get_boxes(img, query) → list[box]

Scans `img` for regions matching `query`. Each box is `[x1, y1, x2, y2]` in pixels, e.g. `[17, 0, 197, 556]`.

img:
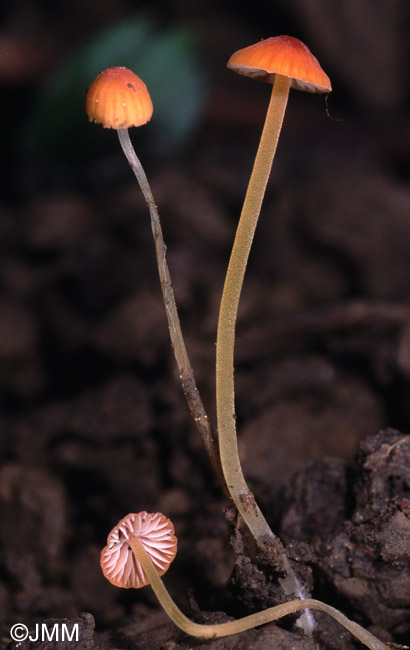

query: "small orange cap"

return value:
[86, 67, 153, 129]
[228, 36, 331, 93]
[100, 512, 177, 589]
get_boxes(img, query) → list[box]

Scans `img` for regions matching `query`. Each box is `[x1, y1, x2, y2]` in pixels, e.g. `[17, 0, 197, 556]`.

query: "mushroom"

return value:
[86, 66, 153, 131]
[86, 68, 222, 488]
[100, 512, 389, 649]
[215, 36, 331, 595]
[101, 511, 177, 589]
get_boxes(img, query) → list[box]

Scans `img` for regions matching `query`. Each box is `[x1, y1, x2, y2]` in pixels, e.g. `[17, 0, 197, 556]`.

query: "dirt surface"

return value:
[1, 1, 410, 649]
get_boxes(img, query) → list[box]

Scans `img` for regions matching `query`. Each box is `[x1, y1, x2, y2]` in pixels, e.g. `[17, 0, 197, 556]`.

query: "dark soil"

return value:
[1, 2, 410, 649]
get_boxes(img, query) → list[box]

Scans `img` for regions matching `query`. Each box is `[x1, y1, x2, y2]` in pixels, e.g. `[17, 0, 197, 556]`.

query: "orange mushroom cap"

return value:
[86, 66, 153, 129]
[100, 512, 177, 589]
[227, 36, 331, 93]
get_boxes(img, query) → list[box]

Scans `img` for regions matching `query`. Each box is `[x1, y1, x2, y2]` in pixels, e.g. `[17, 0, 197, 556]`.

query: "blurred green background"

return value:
[26, 16, 209, 161]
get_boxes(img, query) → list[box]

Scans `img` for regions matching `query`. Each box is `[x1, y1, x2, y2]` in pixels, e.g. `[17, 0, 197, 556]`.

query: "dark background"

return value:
[1, 1, 410, 648]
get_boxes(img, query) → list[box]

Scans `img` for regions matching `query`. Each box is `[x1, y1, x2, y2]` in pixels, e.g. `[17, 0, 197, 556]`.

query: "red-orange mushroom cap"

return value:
[101, 512, 177, 589]
[86, 66, 153, 129]
[227, 36, 331, 93]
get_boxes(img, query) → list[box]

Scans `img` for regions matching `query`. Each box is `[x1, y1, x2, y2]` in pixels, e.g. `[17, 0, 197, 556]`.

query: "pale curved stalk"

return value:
[216, 75, 289, 539]
[117, 128, 227, 494]
[130, 537, 389, 650]
[215, 74, 310, 604]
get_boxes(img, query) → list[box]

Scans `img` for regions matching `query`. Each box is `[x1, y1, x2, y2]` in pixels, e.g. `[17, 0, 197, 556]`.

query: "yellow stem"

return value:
[129, 538, 389, 650]
[216, 73, 305, 594]
[216, 75, 290, 536]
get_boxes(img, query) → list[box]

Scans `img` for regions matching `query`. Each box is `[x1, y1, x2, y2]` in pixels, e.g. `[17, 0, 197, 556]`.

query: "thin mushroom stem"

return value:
[216, 74, 309, 601]
[129, 536, 389, 650]
[117, 128, 227, 495]
[216, 74, 289, 531]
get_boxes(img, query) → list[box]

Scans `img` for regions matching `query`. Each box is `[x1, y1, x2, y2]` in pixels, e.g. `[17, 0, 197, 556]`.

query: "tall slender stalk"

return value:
[216, 73, 309, 592]
[216, 75, 289, 531]
[117, 128, 227, 494]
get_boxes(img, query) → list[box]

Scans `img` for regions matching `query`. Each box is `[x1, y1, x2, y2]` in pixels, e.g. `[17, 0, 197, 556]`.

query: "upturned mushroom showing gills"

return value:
[215, 36, 331, 607]
[100, 511, 177, 589]
[100, 512, 389, 649]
